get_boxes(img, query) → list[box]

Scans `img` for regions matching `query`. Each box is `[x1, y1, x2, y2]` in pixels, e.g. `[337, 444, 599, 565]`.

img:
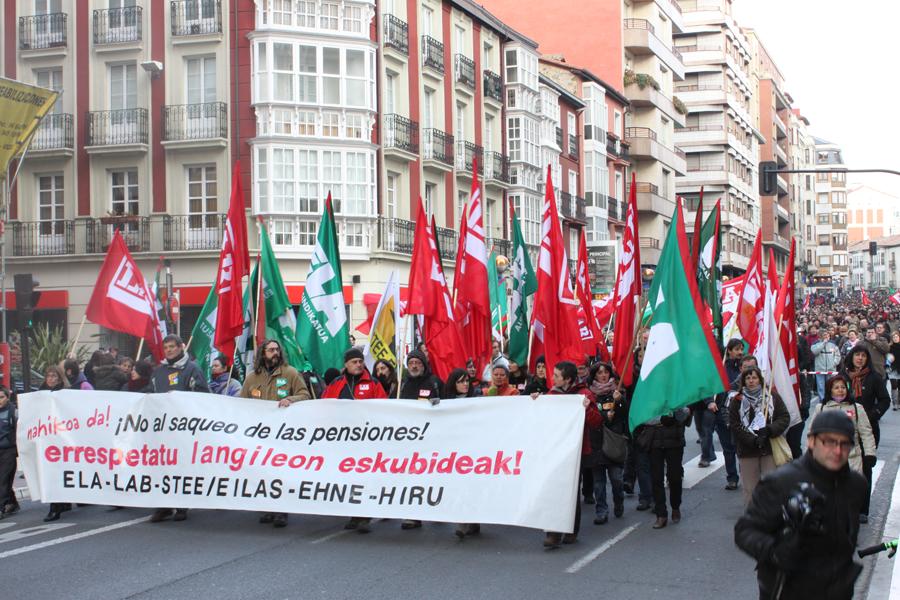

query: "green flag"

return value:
[232, 271, 256, 381]
[697, 201, 723, 343]
[488, 250, 503, 341]
[508, 205, 537, 366]
[189, 286, 218, 377]
[629, 201, 727, 431]
[296, 200, 349, 374]
[256, 227, 309, 372]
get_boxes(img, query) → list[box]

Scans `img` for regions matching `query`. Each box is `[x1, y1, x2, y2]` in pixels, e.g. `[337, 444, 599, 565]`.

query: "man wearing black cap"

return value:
[322, 348, 387, 401]
[398, 350, 442, 405]
[734, 411, 868, 600]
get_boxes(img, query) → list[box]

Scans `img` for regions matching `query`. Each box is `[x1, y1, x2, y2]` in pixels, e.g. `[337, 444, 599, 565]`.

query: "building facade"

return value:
[811, 137, 849, 292]
[789, 108, 816, 293]
[847, 184, 900, 244]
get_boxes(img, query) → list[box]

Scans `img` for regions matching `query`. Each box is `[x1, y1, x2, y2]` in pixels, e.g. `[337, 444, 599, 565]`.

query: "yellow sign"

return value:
[369, 295, 397, 366]
[0, 77, 59, 177]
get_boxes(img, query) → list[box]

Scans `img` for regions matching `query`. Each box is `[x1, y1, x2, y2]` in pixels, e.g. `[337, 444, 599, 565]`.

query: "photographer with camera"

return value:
[734, 411, 868, 600]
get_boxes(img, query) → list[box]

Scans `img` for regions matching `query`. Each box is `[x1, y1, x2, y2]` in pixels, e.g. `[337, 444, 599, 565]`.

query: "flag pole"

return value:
[185, 334, 194, 354]
[763, 313, 786, 421]
[68, 314, 87, 357]
[616, 295, 648, 394]
[135, 338, 144, 361]
[254, 221, 264, 345]
[396, 313, 412, 399]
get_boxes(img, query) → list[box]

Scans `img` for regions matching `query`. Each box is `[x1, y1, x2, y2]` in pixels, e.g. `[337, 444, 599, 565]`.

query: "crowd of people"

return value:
[0, 288, 894, 573]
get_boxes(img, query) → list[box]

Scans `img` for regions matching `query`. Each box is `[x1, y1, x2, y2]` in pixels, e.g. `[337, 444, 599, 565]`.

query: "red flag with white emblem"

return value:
[611, 173, 642, 385]
[575, 229, 610, 361]
[214, 162, 251, 362]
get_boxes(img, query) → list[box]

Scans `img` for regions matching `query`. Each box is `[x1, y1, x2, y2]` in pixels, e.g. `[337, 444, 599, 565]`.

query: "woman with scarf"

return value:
[123, 361, 154, 393]
[373, 359, 398, 398]
[524, 356, 548, 395]
[508, 360, 528, 392]
[465, 359, 485, 396]
[585, 362, 627, 525]
[39, 365, 68, 391]
[63, 359, 93, 390]
[728, 367, 790, 504]
[209, 354, 241, 396]
[442, 368, 477, 399]
[815, 375, 875, 475]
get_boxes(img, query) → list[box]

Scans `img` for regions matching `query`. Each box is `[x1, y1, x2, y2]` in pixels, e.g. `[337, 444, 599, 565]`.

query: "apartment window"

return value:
[323, 47, 340, 104]
[320, 2, 339, 29]
[423, 89, 434, 128]
[385, 72, 396, 115]
[507, 88, 517, 108]
[817, 192, 829, 204]
[508, 117, 521, 161]
[298, 46, 317, 103]
[484, 115, 494, 153]
[273, 43, 294, 101]
[110, 170, 139, 232]
[296, 1, 316, 27]
[456, 102, 465, 141]
[186, 165, 218, 231]
[385, 172, 398, 219]
[297, 110, 315, 136]
[344, 152, 368, 215]
[661, 168, 671, 198]
[109, 63, 137, 111]
[271, 0, 292, 25]
[568, 169, 577, 195]
[512, 194, 540, 246]
[257, 148, 268, 211]
[298, 150, 318, 212]
[484, 199, 494, 236]
[615, 171, 623, 200]
[818, 234, 830, 246]
[323, 151, 343, 211]
[505, 49, 517, 83]
[35, 68, 63, 113]
[346, 113, 364, 139]
[344, 222, 365, 247]
[345, 49, 366, 107]
[272, 219, 293, 246]
[421, 6, 433, 38]
[272, 148, 295, 212]
[567, 112, 576, 139]
[37, 174, 64, 236]
[273, 108, 292, 134]
[322, 111, 339, 137]
[455, 26, 465, 54]
[255, 44, 268, 101]
[186, 57, 216, 105]
[806, 175, 812, 191]
[298, 220, 316, 246]
[343, 4, 363, 33]
[613, 111, 622, 137]
[817, 214, 829, 224]
[483, 41, 493, 71]
[425, 183, 436, 217]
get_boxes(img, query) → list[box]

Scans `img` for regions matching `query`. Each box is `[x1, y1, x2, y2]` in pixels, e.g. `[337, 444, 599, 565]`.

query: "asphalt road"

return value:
[5, 403, 900, 600]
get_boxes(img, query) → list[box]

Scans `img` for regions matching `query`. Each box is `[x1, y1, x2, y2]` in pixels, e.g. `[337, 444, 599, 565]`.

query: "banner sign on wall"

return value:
[18, 391, 585, 533]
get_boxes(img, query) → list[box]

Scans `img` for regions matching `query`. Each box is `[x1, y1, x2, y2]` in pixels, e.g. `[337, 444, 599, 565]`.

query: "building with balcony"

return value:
[848, 236, 900, 291]
[847, 184, 900, 244]
[789, 109, 817, 294]
[675, 0, 760, 276]
[810, 137, 850, 292]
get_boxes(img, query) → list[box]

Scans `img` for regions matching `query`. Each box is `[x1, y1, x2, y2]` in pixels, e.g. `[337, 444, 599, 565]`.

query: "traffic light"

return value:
[14, 273, 40, 328]
[869, 241, 878, 256]
[759, 161, 778, 196]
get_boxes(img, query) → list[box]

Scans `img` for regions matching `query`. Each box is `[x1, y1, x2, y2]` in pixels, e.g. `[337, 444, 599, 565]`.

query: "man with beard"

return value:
[149, 335, 209, 524]
[240, 339, 312, 529]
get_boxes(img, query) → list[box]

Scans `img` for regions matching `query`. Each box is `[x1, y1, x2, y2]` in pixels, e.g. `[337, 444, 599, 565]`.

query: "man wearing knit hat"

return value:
[322, 348, 387, 401]
[735, 411, 868, 600]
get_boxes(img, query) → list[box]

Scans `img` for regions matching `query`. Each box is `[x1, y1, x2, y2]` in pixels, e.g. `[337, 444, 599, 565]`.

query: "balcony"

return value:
[640, 237, 660, 250]
[560, 192, 586, 222]
[170, 0, 222, 38]
[162, 102, 227, 149]
[455, 141, 484, 175]
[434, 226, 458, 260]
[383, 114, 419, 159]
[87, 216, 150, 253]
[378, 217, 456, 261]
[85, 109, 149, 152]
[555, 126, 563, 149]
[383, 14, 408, 56]
[624, 127, 686, 174]
[607, 198, 620, 221]
[30, 113, 74, 156]
[568, 134, 579, 159]
[421, 36, 444, 76]
[19, 13, 67, 51]
[422, 128, 453, 168]
[455, 55, 476, 91]
[624, 81, 686, 126]
[484, 70, 502, 104]
[10, 221, 74, 257]
[484, 151, 510, 185]
[623, 19, 684, 80]
[485, 237, 511, 257]
[93, 6, 142, 46]
[773, 112, 788, 139]
[163, 214, 225, 251]
[630, 181, 674, 217]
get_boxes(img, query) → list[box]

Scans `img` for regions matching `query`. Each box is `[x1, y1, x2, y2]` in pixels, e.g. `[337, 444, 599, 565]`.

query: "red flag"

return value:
[86, 230, 164, 360]
[611, 172, 642, 385]
[890, 292, 900, 306]
[214, 162, 251, 362]
[453, 166, 492, 372]
[531, 166, 582, 375]
[802, 295, 810, 311]
[575, 229, 610, 361]
[407, 199, 468, 382]
[690, 187, 704, 275]
[736, 231, 765, 349]
[776, 239, 801, 408]
[862, 289, 872, 306]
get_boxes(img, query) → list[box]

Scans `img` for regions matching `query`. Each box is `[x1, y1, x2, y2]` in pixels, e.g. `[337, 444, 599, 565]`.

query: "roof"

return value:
[451, 0, 538, 48]
[849, 234, 900, 252]
[538, 74, 585, 109]
[538, 55, 630, 106]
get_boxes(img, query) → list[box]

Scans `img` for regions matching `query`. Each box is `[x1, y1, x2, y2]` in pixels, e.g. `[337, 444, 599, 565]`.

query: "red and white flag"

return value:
[774, 239, 801, 424]
[214, 162, 251, 362]
[575, 229, 610, 361]
[890, 292, 900, 306]
[721, 274, 746, 339]
[736, 231, 765, 351]
[453, 165, 492, 373]
[407, 199, 468, 382]
[85, 230, 164, 360]
[802, 294, 811, 311]
[861, 289, 872, 306]
[530, 167, 582, 375]
[610, 172, 642, 385]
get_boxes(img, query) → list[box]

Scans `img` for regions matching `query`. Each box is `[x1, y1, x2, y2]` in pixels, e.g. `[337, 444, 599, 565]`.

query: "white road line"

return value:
[310, 519, 384, 544]
[0, 516, 148, 560]
[682, 454, 726, 489]
[565, 523, 640, 574]
[0, 522, 18, 532]
[873, 461, 886, 491]
[0, 523, 75, 545]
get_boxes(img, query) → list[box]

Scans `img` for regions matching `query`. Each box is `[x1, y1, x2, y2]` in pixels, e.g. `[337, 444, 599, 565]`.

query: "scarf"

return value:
[740, 385, 773, 431]
[849, 367, 869, 399]
[590, 379, 617, 398]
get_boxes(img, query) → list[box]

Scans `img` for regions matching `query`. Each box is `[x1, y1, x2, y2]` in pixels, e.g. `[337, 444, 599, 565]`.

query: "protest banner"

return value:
[17, 391, 585, 532]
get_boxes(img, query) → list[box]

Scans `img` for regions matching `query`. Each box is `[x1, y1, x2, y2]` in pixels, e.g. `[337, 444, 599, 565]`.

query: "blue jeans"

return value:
[714, 408, 739, 483]
[816, 374, 827, 401]
[699, 410, 717, 462]
[635, 446, 653, 505]
[591, 464, 624, 518]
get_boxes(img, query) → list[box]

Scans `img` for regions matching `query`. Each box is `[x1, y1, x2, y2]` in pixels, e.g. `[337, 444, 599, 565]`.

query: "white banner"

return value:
[17, 391, 585, 532]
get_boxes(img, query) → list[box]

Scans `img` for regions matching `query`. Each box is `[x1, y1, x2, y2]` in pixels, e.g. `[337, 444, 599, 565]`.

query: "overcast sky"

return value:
[731, 0, 900, 193]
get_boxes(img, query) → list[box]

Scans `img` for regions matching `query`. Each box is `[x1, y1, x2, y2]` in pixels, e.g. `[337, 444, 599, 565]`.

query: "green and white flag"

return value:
[488, 249, 504, 342]
[628, 200, 728, 431]
[189, 286, 218, 377]
[508, 204, 537, 367]
[697, 200, 723, 343]
[256, 225, 309, 372]
[296, 198, 349, 374]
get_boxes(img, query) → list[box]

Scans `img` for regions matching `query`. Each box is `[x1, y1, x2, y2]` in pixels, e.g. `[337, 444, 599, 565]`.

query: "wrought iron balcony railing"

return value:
[93, 6, 143, 44]
[86, 109, 149, 146]
[383, 114, 419, 154]
[162, 102, 227, 141]
[19, 13, 67, 49]
[383, 14, 408, 55]
[170, 0, 222, 36]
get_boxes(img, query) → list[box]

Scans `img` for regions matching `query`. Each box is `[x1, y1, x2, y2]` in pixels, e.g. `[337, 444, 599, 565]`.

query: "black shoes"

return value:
[1, 503, 20, 519]
[149, 508, 174, 522]
[272, 513, 288, 528]
[43, 510, 61, 522]
[400, 519, 422, 530]
[636, 501, 652, 511]
[725, 481, 739, 491]
[259, 513, 275, 524]
[172, 509, 188, 522]
[672, 509, 681, 524]
[623, 483, 634, 495]
[593, 515, 608, 525]
[614, 504, 624, 518]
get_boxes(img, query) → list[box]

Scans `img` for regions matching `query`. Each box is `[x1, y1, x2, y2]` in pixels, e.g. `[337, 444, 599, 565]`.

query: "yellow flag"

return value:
[0, 77, 59, 176]
[369, 295, 397, 366]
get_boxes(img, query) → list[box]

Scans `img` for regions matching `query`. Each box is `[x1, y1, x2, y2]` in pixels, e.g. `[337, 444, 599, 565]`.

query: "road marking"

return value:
[0, 523, 18, 532]
[682, 454, 725, 489]
[565, 523, 640, 574]
[0, 523, 75, 545]
[0, 516, 148, 560]
[873, 461, 886, 491]
[310, 519, 384, 544]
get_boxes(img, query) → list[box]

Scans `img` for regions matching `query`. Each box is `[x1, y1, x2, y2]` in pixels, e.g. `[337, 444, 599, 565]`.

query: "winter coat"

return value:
[240, 364, 310, 403]
[209, 373, 242, 397]
[151, 353, 209, 393]
[548, 382, 600, 456]
[842, 347, 891, 432]
[92, 364, 129, 391]
[810, 340, 841, 372]
[0, 403, 16, 449]
[734, 453, 867, 600]
[122, 379, 153, 394]
[797, 337, 814, 371]
[637, 407, 691, 451]
[814, 400, 876, 474]
[485, 383, 519, 396]
[856, 337, 889, 378]
[585, 387, 627, 467]
[322, 369, 387, 400]
[68, 373, 94, 391]
[399, 350, 443, 402]
[728, 390, 791, 459]
[524, 376, 548, 395]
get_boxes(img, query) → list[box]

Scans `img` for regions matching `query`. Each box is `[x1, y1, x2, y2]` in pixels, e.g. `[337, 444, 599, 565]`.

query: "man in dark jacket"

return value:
[398, 350, 442, 404]
[151, 335, 210, 394]
[149, 335, 209, 524]
[735, 411, 867, 600]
